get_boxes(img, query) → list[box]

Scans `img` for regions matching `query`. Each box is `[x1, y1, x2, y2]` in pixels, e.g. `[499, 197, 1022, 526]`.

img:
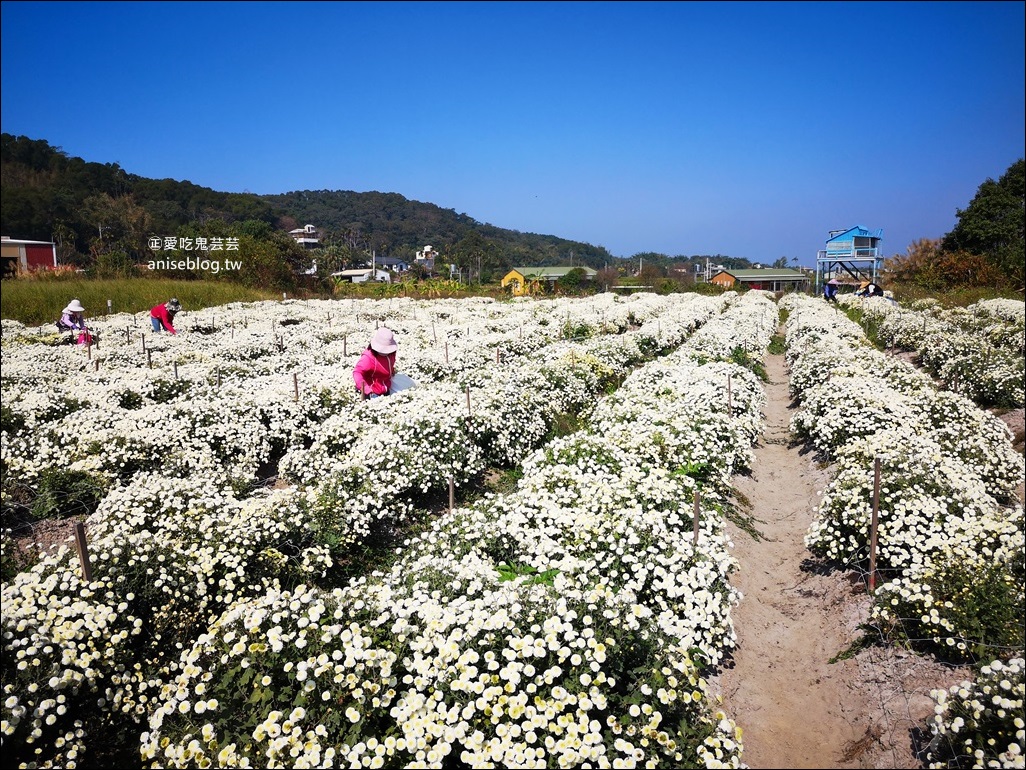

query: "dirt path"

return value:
[712, 347, 968, 769]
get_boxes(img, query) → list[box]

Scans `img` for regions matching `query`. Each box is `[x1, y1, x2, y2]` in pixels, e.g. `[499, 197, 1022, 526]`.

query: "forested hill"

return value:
[261, 189, 616, 269]
[1, 133, 616, 278]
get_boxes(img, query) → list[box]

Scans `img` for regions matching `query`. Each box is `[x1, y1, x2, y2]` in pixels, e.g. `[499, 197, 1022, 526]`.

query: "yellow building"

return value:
[501, 266, 597, 296]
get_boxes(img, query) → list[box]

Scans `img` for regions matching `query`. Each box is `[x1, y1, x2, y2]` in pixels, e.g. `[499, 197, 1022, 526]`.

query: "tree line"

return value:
[1, 134, 630, 289]
[885, 159, 1024, 291]
[1, 134, 762, 292]
[6, 134, 1017, 293]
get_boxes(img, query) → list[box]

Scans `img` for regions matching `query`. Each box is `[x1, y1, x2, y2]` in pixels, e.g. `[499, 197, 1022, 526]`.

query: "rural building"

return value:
[415, 245, 438, 272]
[366, 256, 410, 273]
[501, 266, 598, 296]
[708, 268, 809, 292]
[1, 235, 58, 278]
[816, 225, 883, 291]
[331, 268, 391, 284]
[288, 224, 321, 249]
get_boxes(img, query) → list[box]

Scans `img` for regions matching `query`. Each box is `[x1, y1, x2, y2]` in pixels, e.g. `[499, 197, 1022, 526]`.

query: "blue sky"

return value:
[2, 1, 1023, 265]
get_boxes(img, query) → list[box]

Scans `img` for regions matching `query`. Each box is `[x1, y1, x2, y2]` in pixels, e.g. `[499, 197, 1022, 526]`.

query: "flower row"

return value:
[781, 295, 1023, 767]
[837, 294, 1025, 408]
[1, 292, 741, 768]
[138, 290, 778, 768]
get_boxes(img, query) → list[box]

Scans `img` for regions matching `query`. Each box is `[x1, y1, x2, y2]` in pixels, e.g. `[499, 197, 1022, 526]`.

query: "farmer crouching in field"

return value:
[823, 279, 839, 303]
[353, 327, 397, 399]
[58, 299, 87, 333]
[150, 298, 181, 334]
[57, 298, 94, 345]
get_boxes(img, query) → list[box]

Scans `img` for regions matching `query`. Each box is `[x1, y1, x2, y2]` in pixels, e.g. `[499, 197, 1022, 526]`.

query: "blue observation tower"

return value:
[815, 226, 884, 293]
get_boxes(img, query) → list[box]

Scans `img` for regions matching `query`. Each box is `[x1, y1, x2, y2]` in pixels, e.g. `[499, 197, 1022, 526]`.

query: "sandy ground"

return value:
[711, 349, 974, 769]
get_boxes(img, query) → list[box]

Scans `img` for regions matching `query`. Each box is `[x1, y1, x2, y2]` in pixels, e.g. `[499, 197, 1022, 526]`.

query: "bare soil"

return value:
[711, 350, 975, 768]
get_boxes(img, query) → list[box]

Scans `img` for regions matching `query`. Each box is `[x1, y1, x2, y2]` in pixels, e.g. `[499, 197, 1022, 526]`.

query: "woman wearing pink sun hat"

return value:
[353, 327, 398, 398]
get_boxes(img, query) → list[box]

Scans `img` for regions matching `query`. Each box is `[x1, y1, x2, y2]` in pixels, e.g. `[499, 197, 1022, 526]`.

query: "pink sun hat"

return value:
[370, 327, 398, 354]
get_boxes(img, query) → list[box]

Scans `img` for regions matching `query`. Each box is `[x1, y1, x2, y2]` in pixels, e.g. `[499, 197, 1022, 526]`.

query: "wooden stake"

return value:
[868, 457, 882, 592]
[444, 340, 449, 364]
[448, 476, 455, 512]
[173, 362, 178, 379]
[74, 523, 92, 583]
[147, 349, 152, 368]
[692, 490, 701, 545]
[466, 385, 472, 416]
[727, 373, 733, 413]
[293, 373, 299, 402]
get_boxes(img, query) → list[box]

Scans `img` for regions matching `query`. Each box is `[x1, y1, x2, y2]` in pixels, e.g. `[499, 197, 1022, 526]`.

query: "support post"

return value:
[692, 490, 701, 545]
[74, 523, 92, 583]
[868, 457, 882, 592]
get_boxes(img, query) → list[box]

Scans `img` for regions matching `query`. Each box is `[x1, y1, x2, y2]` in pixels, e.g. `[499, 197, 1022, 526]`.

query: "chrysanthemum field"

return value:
[2, 290, 1022, 769]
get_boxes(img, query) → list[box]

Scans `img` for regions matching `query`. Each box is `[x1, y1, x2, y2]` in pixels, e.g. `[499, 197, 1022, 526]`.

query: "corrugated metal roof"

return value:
[719, 269, 808, 279]
[509, 266, 598, 278]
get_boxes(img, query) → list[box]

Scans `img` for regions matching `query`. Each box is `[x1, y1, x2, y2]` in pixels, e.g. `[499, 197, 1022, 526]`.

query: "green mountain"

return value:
[1, 133, 619, 283]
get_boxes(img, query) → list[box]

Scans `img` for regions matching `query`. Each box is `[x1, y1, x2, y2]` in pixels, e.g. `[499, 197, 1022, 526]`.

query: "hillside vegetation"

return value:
[2, 134, 1021, 297]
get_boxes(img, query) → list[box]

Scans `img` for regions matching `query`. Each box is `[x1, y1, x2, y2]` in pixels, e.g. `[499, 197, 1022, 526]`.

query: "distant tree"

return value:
[771, 257, 789, 268]
[941, 158, 1024, 288]
[596, 266, 619, 290]
[885, 237, 1001, 290]
[639, 263, 665, 286]
[82, 192, 152, 261]
[557, 267, 587, 293]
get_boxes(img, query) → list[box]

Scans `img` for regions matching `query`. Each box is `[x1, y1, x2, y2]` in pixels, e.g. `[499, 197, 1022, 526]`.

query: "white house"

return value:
[288, 224, 320, 249]
[331, 268, 391, 284]
[415, 245, 438, 272]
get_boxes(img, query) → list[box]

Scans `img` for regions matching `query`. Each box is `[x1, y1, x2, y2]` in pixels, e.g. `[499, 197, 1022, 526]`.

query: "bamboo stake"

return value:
[293, 373, 299, 402]
[449, 476, 455, 512]
[692, 490, 701, 545]
[74, 523, 92, 583]
[868, 458, 882, 592]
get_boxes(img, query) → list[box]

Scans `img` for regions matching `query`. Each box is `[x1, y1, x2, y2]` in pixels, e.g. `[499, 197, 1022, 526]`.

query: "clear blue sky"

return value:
[2, 1, 1023, 265]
